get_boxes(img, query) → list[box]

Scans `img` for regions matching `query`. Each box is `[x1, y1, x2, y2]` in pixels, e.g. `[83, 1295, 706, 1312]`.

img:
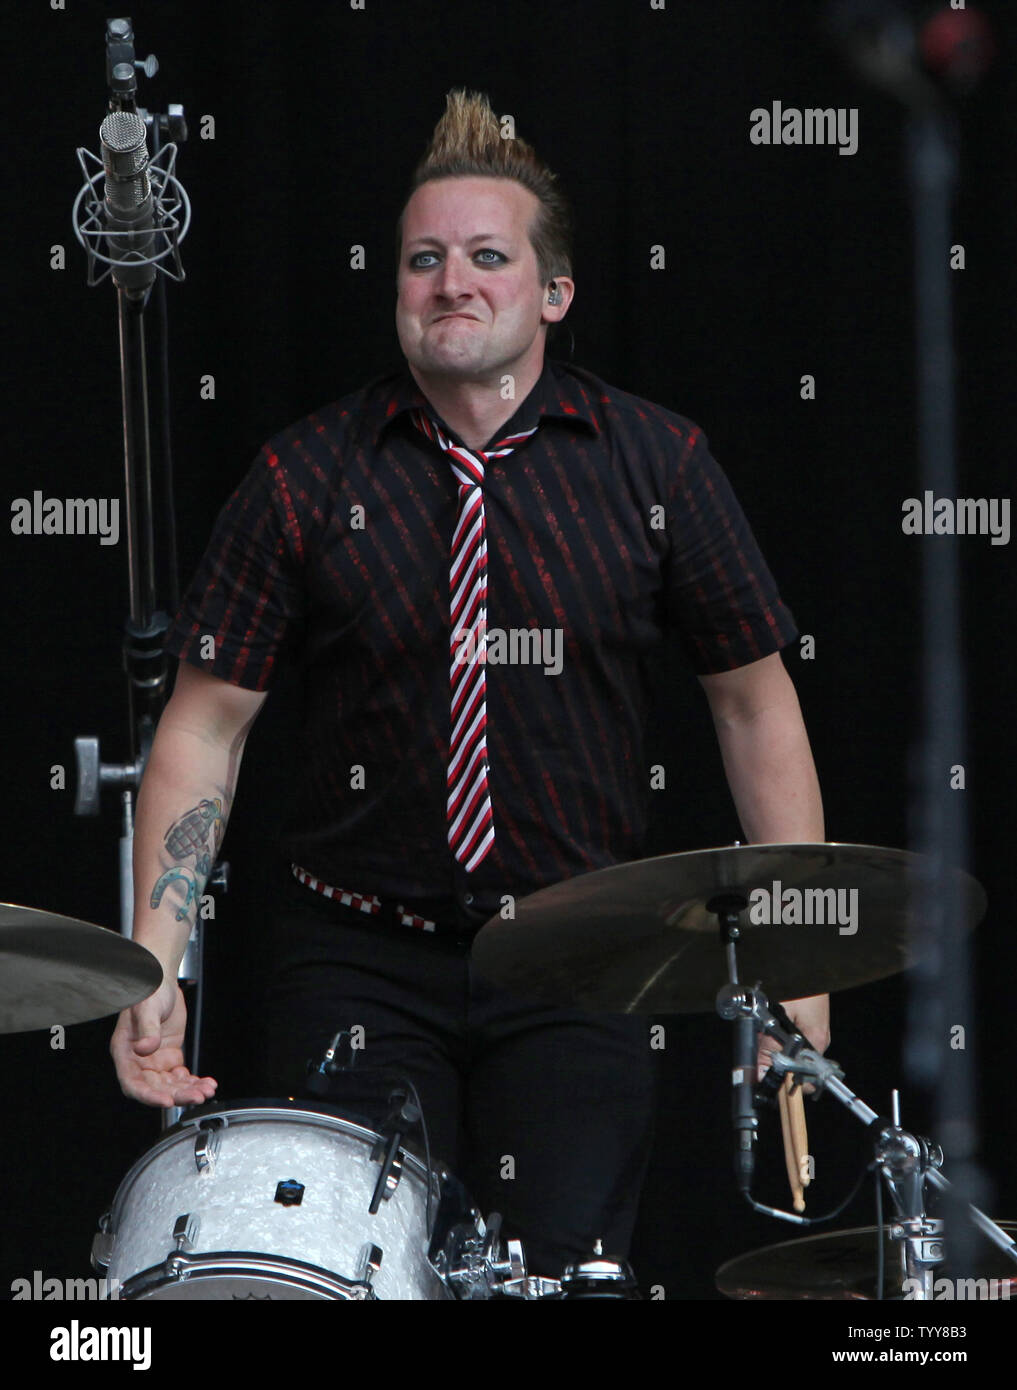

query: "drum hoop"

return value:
[119, 1248, 376, 1301]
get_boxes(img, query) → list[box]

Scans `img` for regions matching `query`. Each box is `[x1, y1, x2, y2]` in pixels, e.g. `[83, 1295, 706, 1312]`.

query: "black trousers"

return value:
[261, 868, 658, 1281]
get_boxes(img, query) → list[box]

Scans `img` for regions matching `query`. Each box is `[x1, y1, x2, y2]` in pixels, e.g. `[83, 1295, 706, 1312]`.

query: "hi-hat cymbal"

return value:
[0, 903, 163, 1033]
[471, 844, 986, 1013]
[716, 1224, 1017, 1300]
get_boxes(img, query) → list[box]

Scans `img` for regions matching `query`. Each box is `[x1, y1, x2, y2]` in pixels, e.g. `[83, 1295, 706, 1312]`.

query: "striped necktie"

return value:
[411, 407, 538, 872]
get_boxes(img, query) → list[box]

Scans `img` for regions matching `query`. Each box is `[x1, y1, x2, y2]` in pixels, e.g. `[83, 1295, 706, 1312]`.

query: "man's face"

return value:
[396, 177, 549, 386]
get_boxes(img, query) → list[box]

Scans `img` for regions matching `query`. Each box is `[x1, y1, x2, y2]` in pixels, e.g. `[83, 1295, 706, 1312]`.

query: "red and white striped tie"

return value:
[412, 408, 538, 872]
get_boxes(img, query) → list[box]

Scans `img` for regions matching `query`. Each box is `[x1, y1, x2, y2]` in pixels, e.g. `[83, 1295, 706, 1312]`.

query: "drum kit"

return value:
[3, 842, 1015, 1301]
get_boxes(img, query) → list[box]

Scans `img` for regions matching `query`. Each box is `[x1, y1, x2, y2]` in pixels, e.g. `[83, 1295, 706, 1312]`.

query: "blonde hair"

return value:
[395, 88, 573, 285]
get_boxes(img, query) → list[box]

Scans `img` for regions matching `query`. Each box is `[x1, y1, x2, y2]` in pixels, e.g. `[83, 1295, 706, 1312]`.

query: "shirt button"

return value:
[464, 892, 474, 906]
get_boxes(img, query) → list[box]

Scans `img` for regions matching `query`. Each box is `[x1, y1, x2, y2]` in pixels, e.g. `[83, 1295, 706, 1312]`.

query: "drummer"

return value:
[110, 88, 828, 1281]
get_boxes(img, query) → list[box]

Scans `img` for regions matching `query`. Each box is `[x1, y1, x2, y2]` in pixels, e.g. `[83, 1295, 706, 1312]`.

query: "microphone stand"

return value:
[71, 17, 207, 1129]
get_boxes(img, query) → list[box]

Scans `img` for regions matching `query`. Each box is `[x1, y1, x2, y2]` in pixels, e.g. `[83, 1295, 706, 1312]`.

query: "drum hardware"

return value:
[360, 1243, 383, 1292]
[471, 842, 1004, 1298]
[193, 1128, 220, 1173]
[553, 1256, 641, 1300]
[432, 1209, 527, 1299]
[91, 1214, 114, 1275]
[172, 1213, 199, 1251]
[130, 1250, 376, 1301]
[712, 928, 1017, 1299]
[716, 1223, 1017, 1301]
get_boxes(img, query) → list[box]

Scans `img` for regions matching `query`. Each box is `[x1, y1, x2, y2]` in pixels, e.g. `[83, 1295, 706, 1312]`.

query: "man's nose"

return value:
[435, 252, 472, 299]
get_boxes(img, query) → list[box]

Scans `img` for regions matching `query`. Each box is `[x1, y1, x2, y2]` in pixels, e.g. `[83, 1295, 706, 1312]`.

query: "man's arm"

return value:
[109, 661, 269, 1107]
[698, 650, 830, 1059]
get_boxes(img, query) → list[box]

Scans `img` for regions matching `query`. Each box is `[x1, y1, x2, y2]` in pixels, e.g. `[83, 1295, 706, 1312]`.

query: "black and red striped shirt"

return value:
[166, 357, 797, 927]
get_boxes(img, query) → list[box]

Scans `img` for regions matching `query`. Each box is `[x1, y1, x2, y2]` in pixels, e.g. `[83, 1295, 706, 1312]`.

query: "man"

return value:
[111, 89, 828, 1282]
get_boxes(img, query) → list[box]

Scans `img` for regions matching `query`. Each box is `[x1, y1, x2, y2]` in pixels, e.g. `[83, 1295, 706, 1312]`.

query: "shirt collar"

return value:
[371, 356, 600, 451]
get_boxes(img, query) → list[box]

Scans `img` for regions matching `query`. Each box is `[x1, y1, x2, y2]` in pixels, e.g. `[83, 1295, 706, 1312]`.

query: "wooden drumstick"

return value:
[777, 1077, 803, 1211]
[778, 1074, 810, 1212]
[789, 1081, 811, 1194]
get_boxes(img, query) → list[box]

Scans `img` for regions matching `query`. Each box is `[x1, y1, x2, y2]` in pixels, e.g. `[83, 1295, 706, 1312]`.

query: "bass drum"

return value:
[96, 1101, 452, 1300]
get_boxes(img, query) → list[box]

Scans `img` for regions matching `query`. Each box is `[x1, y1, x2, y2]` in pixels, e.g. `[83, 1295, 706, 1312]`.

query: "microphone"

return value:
[305, 1028, 359, 1095]
[73, 18, 189, 289]
[732, 1014, 759, 1192]
[369, 1086, 421, 1215]
[717, 982, 761, 1193]
[99, 108, 156, 295]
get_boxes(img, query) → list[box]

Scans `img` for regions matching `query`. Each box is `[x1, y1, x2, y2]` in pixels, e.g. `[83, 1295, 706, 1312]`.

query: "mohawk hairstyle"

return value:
[395, 88, 574, 286]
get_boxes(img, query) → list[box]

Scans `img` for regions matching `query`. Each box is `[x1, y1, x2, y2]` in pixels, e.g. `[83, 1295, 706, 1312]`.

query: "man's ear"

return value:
[541, 277, 575, 323]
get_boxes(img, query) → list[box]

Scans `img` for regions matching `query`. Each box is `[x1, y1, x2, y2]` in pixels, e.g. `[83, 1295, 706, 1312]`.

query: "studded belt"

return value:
[291, 863, 437, 932]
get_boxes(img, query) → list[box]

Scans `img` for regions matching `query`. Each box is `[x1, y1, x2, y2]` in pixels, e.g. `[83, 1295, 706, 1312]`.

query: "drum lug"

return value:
[346, 1244, 383, 1300]
[173, 1212, 200, 1252]
[360, 1243, 383, 1284]
[91, 1212, 113, 1273]
[194, 1127, 221, 1173]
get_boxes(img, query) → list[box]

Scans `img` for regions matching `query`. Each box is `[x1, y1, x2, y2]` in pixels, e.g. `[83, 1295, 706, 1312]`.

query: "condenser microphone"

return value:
[99, 108, 156, 294]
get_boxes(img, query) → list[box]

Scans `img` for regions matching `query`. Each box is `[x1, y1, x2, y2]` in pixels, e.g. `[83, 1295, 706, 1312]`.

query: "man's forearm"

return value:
[712, 693, 824, 845]
[132, 721, 244, 978]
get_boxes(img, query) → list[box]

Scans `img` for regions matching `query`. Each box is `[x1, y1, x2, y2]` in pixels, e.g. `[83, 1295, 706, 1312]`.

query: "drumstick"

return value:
[789, 1081, 811, 1194]
[777, 1077, 804, 1211]
[778, 1075, 809, 1212]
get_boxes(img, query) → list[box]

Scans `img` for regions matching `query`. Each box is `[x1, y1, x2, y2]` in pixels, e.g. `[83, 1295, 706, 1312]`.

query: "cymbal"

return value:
[471, 844, 986, 1013]
[716, 1223, 1017, 1300]
[0, 903, 163, 1034]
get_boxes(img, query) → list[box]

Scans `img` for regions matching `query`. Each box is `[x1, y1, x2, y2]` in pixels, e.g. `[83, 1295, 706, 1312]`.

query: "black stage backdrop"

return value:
[2, 0, 1015, 1329]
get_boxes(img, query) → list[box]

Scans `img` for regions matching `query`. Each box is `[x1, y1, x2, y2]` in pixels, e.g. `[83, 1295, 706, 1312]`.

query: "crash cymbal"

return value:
[0, 903, 162, 1033]
[471, 844, 986, 1013]
[716, 1223, 1017, 1300]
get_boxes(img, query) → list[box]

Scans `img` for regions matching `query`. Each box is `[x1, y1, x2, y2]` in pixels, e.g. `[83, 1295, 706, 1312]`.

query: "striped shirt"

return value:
[165, 357, 797, 928]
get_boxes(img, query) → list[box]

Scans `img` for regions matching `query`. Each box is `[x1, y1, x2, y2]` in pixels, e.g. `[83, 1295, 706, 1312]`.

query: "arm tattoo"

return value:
[150, 797, 227, 920]
[149, 711, 258, 922]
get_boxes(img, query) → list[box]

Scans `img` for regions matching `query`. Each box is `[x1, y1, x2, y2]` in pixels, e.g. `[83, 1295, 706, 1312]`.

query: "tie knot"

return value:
[410, 408, 538, 480]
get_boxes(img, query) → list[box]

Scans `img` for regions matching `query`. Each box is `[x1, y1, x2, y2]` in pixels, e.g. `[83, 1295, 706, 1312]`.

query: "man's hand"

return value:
[758, 992, 831, 1090]
[110, 978, 218, 1109]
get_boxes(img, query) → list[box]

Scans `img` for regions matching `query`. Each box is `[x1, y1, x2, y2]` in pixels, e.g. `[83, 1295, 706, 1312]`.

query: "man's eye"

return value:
[475, 249, 505, 264]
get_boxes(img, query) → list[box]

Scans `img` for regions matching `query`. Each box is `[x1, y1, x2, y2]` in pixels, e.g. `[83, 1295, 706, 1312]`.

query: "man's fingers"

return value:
[123, 1068, 217, 1109]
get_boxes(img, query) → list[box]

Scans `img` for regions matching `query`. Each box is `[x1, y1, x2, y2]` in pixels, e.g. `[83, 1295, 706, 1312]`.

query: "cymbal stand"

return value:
[714, 916, 1017, 1299]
